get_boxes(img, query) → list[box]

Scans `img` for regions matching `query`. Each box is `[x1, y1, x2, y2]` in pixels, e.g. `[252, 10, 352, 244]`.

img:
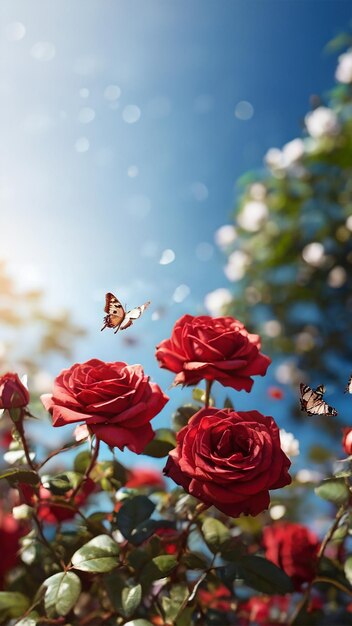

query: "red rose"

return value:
[37, 480, 96, 524]
[238, 595, 290, 625]
[343, 428, 352, 456]
[156, 315, 271, 391]
[126, 467, 165, 490]
[0, 373, 30, 410]
[164, 407, 291, 517]
[0, 510, 24, 589]
[263, 522, 319, 590]
[41, 359, 168, 453]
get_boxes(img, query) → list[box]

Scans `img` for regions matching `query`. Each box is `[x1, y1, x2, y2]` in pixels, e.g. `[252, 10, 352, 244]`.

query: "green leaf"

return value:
[71, 535, 119, 573]
[48, 471, 82, 495]
[140, 555, 178, 587]
[223, 396, 234, 409]
[172, 405, 199, 431]
[74, 450, 91, 473]
[344, 555, 352, 585]
[0, 592, 30, 619]
[16, 619, 38, 626]
[0, 467, 39, 486]
[116, 495, 155, 540]
[192, 388, 214, 405]
[202, 518, 230, 552]
[152, 555, 178, 574]
[142, 428, 176, 458]
[121, 584, 142, 617]
[126, 519, 176, 546]
[162, 584, 189, 622]
[44, 571, 81, 617]
[182, 552, 209, 569]
[234, 555, 294, 594]
[315, 478, 350, 506]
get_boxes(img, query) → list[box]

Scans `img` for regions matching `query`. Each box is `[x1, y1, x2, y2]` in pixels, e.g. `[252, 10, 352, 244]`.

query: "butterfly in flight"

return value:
[101, 292, 150, 333]
[299, 383, 338, 417]
[345, 373, 352, 394]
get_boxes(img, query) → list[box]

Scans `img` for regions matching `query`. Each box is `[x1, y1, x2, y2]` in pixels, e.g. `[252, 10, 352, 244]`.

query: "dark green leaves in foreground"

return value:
[43, 571, 81, 617]
[221, 555, 294, 595]
[143, 428, 176, 458]
[116, 495, 155, 543]
[71, 534, 119, 573]
[0, 592, 30, 620]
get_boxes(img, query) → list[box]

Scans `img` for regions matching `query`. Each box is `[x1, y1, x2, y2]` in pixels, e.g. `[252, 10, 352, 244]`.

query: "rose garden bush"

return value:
[0, 313, 351, 626]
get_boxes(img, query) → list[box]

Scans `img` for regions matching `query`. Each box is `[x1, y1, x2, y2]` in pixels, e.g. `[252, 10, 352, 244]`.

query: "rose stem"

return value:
[15, 411, 37, 471]
[204, 379, 213, 408]
[288, 503, 347, 625]
[70, 435, 100, 501]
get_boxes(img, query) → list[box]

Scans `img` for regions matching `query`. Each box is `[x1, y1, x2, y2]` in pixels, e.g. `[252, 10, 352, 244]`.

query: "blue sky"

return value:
[1, 0, 351, 464]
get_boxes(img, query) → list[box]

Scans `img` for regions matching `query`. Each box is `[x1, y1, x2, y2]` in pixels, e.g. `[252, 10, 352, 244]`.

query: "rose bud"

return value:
[156, 314, 271, 391]
[0, 373, 30, 410]
[343, 428, 352, 456]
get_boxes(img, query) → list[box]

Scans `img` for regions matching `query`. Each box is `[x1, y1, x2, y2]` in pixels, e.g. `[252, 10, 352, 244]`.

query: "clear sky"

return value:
[1, 0, 351, 463]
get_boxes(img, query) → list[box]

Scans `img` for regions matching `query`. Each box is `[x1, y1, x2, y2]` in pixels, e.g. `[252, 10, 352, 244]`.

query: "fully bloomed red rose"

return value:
[41, 359, 168, 453]
[263, 522, 319, 590]
[0, 510, 24, 588]
[155, 315, 271, 391]
[164, 407, 291, 517]
[0, 373, 29, 410]
[343, 428, 352, 456]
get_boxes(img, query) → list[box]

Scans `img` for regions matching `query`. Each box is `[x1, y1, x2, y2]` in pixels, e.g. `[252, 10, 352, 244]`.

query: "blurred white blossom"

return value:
[336, 49, 352, 84]
[302, 242, 325, 267]
[204, 288, 232, 316]
[237, 200, 269, 232]
[327, 266, 347, 288]
[269, 504, 286, 520]
[214, 224, 237, 249]
[224, 250, 250, 281]
[280, 429, 300, 458]
[305, 106, 340, 139]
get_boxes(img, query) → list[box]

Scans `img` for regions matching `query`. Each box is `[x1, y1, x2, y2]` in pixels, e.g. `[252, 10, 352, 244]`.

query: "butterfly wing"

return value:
[345, 373, 352, 394]
[101, 293, 125, 331]
[119, 301, 151, 331]
[299, 383, 337, 416]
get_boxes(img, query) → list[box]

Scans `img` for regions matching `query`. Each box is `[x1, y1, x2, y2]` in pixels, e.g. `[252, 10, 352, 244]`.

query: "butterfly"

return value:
[345, 373, 352, 394]
[299, 383, 338, 417]
[101, 292, 150, 333]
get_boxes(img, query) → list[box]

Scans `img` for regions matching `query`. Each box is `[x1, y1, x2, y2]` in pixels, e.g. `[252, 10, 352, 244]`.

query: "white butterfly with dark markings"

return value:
[345, 373, 352, 394]
[299, 383, 338, 417]
[101, 292, 150, 333]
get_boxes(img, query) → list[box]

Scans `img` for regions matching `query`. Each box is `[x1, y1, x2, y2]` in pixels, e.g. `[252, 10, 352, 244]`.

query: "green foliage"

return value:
[43, 571, 81, 617]
[225, 555, 294, 594]
[202, 517, 230, 552]
[115, 495, 156, 542]
[71, 535, 119, 573]
[315, 478, 350, 505]
[142, 428, 176, 457]
[0, 592, 30, 620]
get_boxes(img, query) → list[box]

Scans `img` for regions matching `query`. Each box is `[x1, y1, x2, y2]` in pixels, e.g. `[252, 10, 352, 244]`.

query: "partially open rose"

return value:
[41, 359, 168, 453]
[164, 407, 291, 517]
[156, 315, 270, 391]
[0, 373, 29, 410]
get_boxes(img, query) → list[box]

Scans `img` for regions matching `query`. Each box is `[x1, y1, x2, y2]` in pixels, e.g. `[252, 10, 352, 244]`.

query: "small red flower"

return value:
[0, 509, 25, 589]
[263, 522, 319, 590]
[125, 467, 165, 490]
[268, 386, 284, 400]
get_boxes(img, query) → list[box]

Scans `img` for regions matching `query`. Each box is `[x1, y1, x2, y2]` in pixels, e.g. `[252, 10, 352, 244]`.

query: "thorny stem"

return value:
[38, 439, 84, 470]
[288, 504, 347, 625]
[70, 436, 100, 501]
[204, 379, 213, 409]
